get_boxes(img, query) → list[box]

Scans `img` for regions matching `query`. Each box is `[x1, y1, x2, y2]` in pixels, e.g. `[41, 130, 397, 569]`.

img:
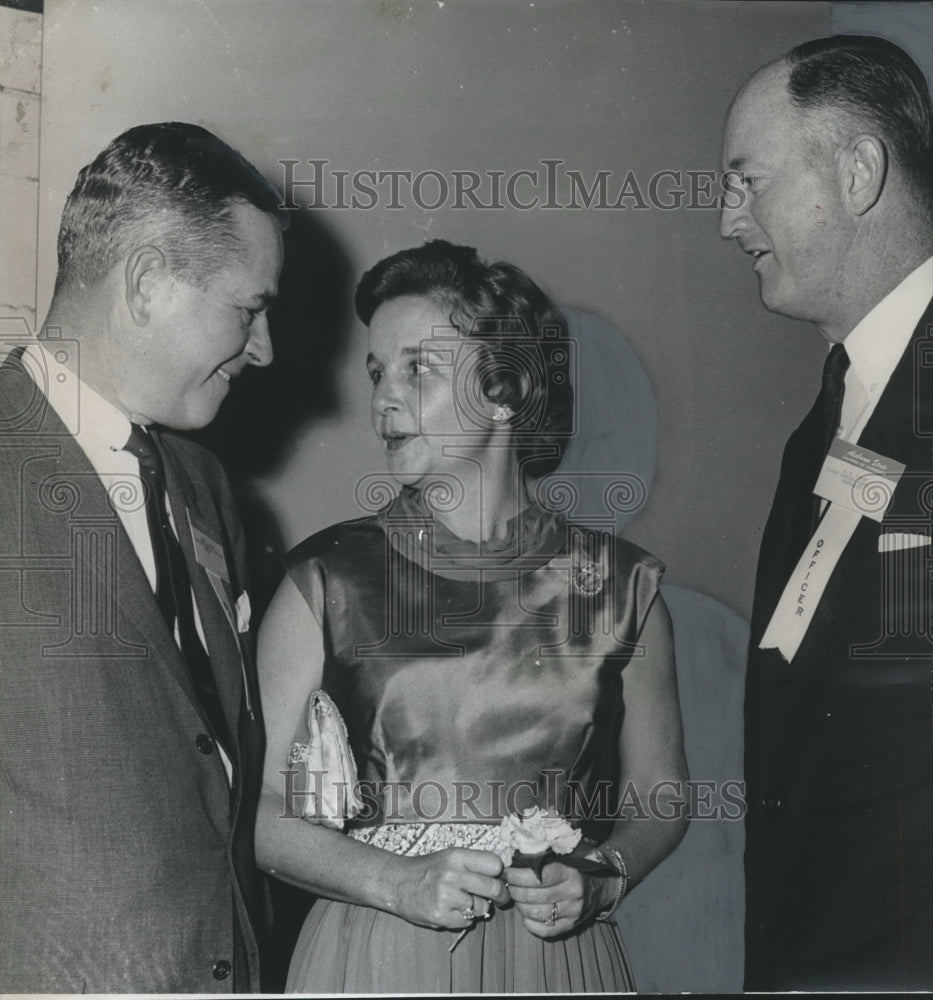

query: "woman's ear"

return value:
[483, 369, 532, 426]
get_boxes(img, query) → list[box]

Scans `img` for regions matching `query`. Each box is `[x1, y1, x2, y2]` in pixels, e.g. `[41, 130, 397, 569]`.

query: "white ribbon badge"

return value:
[759, 439, 904, 663]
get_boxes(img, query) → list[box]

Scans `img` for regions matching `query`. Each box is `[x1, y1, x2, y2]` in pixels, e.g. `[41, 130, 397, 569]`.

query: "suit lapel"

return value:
[1, 351, 206, 710]
[856, 295, 933, 473]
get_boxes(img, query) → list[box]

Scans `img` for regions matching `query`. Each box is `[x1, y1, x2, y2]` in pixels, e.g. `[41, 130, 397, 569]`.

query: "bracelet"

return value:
[594, 844, 629, 921]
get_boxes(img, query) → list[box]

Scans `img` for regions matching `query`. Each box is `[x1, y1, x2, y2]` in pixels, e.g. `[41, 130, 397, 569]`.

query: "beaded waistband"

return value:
[348, 822, 502, 857]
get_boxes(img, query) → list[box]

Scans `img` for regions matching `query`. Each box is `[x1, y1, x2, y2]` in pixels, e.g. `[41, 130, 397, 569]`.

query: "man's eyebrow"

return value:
[726, 158, 750, 172]
[365, 348, 444, 365]
[411, 345, 452, 361]
[244, 291, 277, 307]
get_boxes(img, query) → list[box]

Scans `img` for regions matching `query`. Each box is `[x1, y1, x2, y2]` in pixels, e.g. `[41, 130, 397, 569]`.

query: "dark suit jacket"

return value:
[0, 349, 266, 992]
[746, 298, 933, 991]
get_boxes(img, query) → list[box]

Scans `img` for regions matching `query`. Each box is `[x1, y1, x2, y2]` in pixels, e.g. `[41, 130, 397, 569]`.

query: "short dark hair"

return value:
[55, 122, 288, 292]
[784, 35, 933, 212]
[356, 239, 573, 478]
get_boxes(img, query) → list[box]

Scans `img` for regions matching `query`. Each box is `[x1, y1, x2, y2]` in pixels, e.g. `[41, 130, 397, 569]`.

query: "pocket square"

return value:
[878, 532, 931, 554]
[235, 590, 251, 633]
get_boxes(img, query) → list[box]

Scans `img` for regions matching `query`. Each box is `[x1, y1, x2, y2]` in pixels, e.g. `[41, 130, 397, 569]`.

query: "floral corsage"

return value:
[450, 806, 626, 951]
[495, 806, 616, 879]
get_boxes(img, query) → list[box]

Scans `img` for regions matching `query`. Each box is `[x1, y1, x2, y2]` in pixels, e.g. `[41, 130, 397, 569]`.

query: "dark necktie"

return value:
[750, 343, 850, 640]
[123, 424, 232, 752]
[808, 343, 850, 532]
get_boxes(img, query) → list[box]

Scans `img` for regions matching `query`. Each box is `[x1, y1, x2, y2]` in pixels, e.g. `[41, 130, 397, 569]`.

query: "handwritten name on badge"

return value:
[814, 439, 905, 523]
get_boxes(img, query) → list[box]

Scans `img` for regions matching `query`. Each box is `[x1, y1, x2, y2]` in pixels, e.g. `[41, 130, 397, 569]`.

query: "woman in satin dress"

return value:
[255, 239, 688, 993]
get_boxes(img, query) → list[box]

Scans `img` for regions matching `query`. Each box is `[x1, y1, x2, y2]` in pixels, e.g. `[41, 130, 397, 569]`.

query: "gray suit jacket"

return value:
[0, 349, 266, 992]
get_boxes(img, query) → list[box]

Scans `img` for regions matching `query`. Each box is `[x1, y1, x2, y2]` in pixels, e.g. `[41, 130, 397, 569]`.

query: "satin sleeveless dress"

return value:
[283, 488, 664, 993]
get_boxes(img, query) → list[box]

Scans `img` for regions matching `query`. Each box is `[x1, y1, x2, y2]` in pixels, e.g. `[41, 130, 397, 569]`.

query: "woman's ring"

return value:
[460, 904, 476, 922]
[545, 902, 558, 927]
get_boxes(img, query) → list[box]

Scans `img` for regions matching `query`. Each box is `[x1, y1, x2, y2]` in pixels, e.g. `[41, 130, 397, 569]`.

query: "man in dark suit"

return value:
[720, 36, 933, 991]
[0, 123, 285, 991]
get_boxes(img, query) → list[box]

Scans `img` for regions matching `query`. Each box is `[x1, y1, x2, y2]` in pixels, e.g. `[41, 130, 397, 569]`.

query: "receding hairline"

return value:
[734, 51, 908, 150]
[727, 59, 792, 122]
[724, 58, 859, 170]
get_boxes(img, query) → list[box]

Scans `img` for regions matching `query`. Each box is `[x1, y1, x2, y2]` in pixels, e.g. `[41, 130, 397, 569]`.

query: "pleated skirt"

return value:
[285, 897, 634, 994]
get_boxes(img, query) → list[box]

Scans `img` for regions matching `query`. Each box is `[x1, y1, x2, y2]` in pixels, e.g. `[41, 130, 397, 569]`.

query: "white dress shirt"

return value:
[838, 255, 933, 443]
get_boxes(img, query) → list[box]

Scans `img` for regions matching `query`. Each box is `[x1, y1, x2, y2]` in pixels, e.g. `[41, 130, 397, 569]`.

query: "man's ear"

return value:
[843, 134, 887, 216]
[124, 245, 168, 326]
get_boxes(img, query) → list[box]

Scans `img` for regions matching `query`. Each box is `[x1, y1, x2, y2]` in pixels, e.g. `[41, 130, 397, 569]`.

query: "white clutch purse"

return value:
[287, 689, 363, 830]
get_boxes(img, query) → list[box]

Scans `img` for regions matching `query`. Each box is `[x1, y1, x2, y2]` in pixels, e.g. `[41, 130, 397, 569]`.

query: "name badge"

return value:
[186, 511, 230, 583]
[813, 439, 905, 523]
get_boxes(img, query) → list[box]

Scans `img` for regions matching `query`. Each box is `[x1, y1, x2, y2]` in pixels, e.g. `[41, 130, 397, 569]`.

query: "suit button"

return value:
[196, 734, 214, 755]
[212, 960, 231, 980]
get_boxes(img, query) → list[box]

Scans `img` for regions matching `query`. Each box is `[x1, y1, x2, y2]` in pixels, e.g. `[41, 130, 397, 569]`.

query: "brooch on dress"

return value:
[572, 561, 603, 596]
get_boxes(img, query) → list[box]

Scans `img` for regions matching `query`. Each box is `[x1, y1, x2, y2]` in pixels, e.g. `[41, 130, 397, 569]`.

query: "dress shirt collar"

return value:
[24, 340, 134, 458]
[843, 255, 933, 399]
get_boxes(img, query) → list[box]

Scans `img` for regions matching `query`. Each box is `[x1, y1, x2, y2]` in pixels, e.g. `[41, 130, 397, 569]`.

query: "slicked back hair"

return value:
[55, 122, 288, 293]
[784, 35, 933, 216]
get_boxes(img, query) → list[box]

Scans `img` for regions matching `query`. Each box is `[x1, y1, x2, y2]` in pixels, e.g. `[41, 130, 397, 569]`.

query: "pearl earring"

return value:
[492, 405, 513, 423]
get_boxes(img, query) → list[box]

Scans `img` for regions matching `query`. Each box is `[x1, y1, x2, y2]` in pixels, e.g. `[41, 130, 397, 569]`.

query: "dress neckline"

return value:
[380, 486, 567, 578]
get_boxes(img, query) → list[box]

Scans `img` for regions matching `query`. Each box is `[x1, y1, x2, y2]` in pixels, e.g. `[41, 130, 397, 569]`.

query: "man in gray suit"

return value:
[0, 123, 285, 991]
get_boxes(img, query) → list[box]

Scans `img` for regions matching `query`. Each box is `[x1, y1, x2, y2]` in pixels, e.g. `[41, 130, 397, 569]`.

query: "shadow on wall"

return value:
[535, 307, 658, 536]
[547, 310, 747, 992]
[195, 209, 354, 991]
[195, 209, 354, 618]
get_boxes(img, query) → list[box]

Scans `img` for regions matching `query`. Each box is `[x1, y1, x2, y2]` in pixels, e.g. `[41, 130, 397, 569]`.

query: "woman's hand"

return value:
[505, 861, 613, 938]
[395, 848, 511, 931]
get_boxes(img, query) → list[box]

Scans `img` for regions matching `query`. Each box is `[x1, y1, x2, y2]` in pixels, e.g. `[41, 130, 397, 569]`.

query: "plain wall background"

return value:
[0, 4, 41, 331]
[36, 0, 831, 620]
